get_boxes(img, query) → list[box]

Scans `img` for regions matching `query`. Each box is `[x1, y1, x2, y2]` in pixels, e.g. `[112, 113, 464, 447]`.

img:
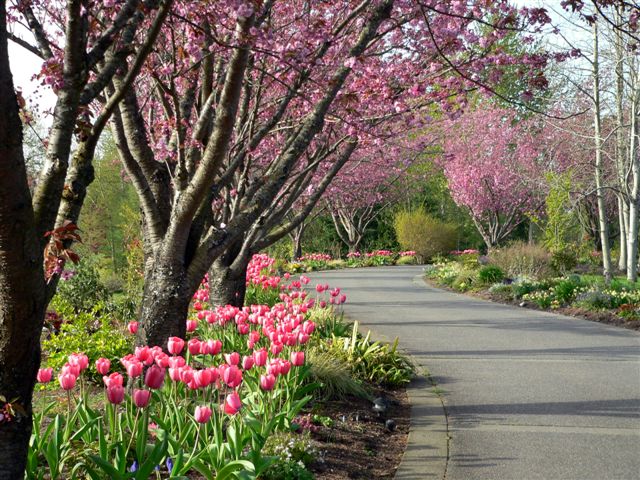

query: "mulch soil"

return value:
[309, 385, 410, 479]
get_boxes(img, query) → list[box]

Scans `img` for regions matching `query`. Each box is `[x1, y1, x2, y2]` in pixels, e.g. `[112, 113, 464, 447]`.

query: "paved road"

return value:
[309, 266, 640, 480]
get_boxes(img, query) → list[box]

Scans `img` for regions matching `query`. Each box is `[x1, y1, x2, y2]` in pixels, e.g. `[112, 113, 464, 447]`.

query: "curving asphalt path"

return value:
[309, 266, 640, 480]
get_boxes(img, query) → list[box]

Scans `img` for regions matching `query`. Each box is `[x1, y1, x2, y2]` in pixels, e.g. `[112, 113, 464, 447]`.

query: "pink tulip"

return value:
[194, 369, 212, 388]
[167, 356, 186, 368]
[242, 355, 254, 371]
[58, 373, 76, 390]
[169, 367, 181, 382]
[279, 360, 291, 375]
[224, 392, 242, 415]
[319, 300, 327, 308]
[154, 352, 170, 368]
[186, 319, 198, 332]
[315, 284, 324, 293]
[144, 365, 165, 389]
[103, 372, 124, 388]
[253, 348, 267, 367]
[133, 389, 151, 408]
[68, 353, 89, 371]
[106, 384, 125, 404]
[260, 374, 276, 391]
[224, 352, 240, 366]
[339, 294, 347, 304]
[135, 346, 153, 365]
[194, 405, 212, 423]
[200, 339, 222, 355]
[167, 337, 185, 355]
[127, 321, 139, 334]
[61, 362, 80, 378]
[126, 361, 143, 378]
[270, 343, 283, 355]
[222, 365, 243, 388]
[95, 358, 111, 375]
[188, 338, 202, 355]
[37, 368, 53, 383]
[298, 333, 310, 344]
[290, 351, 305, 367]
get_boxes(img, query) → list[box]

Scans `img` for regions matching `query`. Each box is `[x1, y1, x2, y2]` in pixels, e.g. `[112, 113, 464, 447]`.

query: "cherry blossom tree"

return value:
[0, 1, 172, 476]
[439, 106, 564, 248]
[104, 0, 554, 337]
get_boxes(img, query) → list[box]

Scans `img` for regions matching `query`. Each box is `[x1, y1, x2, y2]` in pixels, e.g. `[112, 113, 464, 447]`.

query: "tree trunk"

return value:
[618, 197, 628, 272]
[592, 19, 613, 283]
[0, 2, 47, 475]
[290, 224, 305, 260]
[137, 258, 191, 348]
[627, 89, 639, 281]
[208, 247, 250, 308]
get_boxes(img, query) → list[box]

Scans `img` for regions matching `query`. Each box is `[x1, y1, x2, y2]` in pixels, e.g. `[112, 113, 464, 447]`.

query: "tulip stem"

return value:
[125, 408, 141, 457]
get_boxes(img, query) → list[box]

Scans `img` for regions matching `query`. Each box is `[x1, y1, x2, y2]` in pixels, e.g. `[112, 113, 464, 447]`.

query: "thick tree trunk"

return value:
[208, 248, 250, 307]
[0, 3, 47, 476]
[137, 258, 191, 348]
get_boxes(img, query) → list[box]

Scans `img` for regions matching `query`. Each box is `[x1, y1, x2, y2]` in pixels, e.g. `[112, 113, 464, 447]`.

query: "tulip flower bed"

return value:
[29, 255, 414, 479]
[283, 250, 418, 274]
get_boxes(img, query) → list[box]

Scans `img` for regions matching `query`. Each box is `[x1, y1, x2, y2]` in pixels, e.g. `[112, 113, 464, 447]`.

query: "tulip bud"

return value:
[188, 338, 201, 355]
[126, 361, 143, 378]
[95, 358, 111, 375]
[194, 405, 212, 423]
[127, 321, 139, 334]
[144, 365, 165, 389]
[167, 337, 185, 355]
[242, 355, 254, 371]
[133, 389, 151, 408]
[290, 351, 305, 367]
[37, 368, 53, 383]
[103, 372, 124, 388]
[253, 348, 268, 366]
[58, 373, 76, 390]
[223, 392, 242, 415]
[186, 319, 198, 332]
[106, 384, 125, 404]
[259, 374, 276, 391]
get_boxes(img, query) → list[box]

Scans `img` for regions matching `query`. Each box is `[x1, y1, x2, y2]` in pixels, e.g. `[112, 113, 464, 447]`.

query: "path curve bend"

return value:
[309, 266, 640, 480]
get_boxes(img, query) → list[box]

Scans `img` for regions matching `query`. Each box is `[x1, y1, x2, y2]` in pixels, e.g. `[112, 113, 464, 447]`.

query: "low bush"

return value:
[396, 255, 418, 265]
[489, 241, 553, 280]
[551, 249, 578, 275]
[56, 260, 110, 312]
[452, 269, 477, 292]
[478, 265, 504, 284]
[394, 209, 458, 262]
[574, 290, 613, 310]
[307, 348, 368, 400]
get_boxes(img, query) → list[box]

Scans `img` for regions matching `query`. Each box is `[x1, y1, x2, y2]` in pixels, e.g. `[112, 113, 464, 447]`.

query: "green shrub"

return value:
[552, 277, 582, 304]
[42, 298, 133, 383]
[452, 269, 477, 292]
[396, 255, 418, 265]
[478, 265, 504, 284]
[394, 209, 458, 262]
[56, 260, 109, 311]
[489, 241, 553, 280]
[551, 249, 578, 275]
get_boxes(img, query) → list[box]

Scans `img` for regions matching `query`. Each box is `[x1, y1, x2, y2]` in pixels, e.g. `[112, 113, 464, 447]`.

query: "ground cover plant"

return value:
[425, 246, 640, 330]
[30, 255, 414, 479]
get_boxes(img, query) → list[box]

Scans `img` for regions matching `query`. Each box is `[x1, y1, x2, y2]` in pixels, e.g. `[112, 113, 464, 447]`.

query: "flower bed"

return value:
[426, 257, 640, 330]
[30, 254, 414, 478]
